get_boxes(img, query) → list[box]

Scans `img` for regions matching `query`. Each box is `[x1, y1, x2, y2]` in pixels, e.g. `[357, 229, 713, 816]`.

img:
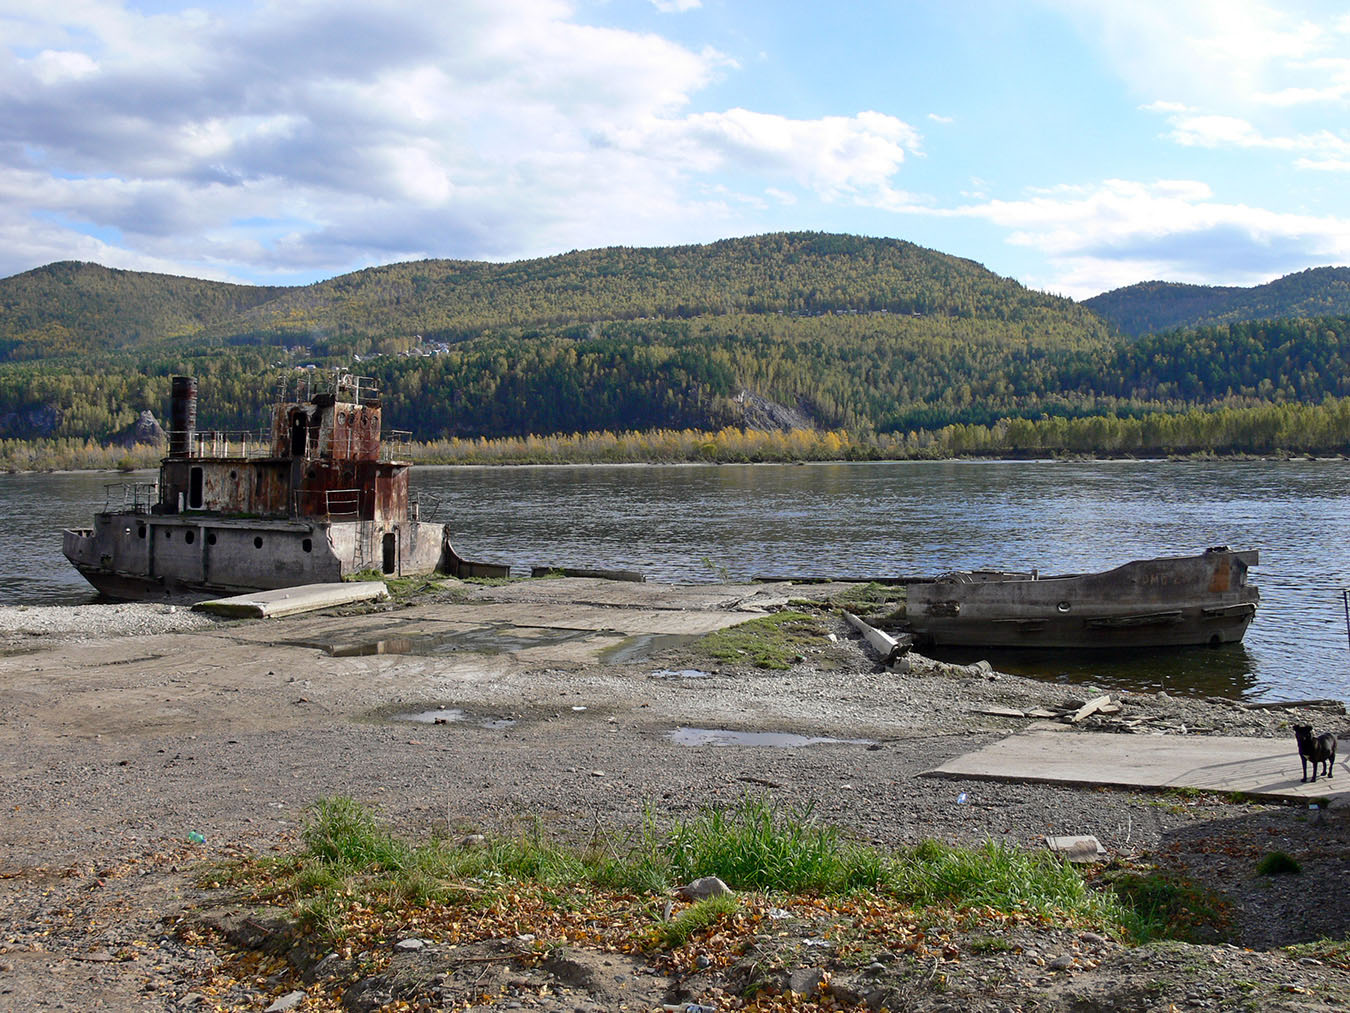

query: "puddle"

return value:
[650, 668, 711, 679]
[600, 633, 704, 665]
[669, 727, 877, 748]
[294, 624, 599, 657]
[397, 707, 516, 729]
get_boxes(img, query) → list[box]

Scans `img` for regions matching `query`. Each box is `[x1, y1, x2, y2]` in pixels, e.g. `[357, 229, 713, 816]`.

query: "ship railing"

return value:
[409, 490, 441, 521]
[382, 429, 414, 461]
[165, 429, 272, 459]
[103, 482, 158, 514]
[281, 370, 381, 406]
[294, 488, 362, 520]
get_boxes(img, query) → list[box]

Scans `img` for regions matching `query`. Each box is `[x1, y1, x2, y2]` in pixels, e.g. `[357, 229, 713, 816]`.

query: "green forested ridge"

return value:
[0, 261, 284, 360]
[0, 233, 1347, 457]
[1083, 266, 1350, 337]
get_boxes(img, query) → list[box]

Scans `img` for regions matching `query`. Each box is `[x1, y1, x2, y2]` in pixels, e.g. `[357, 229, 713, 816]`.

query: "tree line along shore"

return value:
[4, 395, 1347, 473]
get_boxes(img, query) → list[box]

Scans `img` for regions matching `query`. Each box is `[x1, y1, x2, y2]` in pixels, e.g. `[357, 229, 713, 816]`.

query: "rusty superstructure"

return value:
[63, 372, 499, 600]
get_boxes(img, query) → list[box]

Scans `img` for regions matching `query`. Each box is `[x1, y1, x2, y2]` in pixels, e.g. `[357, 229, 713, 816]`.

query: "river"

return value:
[9, 458, 1349, 703]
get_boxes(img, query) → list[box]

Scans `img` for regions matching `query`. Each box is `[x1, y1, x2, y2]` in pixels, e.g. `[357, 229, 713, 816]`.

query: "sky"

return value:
[2, 0, 1349, 299]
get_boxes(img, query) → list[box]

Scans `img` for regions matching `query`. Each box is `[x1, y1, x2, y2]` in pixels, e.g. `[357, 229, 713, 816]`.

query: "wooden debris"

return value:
[1044, 835, 1108, 864]
[1069, 695, 1113, 724]
[1239, 698, 1346, 714]
[975, 706, 1027, 719]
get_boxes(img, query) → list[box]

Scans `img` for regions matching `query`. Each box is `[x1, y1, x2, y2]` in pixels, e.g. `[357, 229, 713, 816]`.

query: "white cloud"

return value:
[1047, 0, 1342, 108]
[0, 0, 924, 280]
[628, 107, 922, 204]
[945, 178, 1350, 297]
[1146, 104, 1350, 169]
[651, 0, 701, 12]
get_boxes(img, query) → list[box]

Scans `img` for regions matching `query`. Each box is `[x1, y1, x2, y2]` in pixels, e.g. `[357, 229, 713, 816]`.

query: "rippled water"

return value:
[13, 458, 1350, 702]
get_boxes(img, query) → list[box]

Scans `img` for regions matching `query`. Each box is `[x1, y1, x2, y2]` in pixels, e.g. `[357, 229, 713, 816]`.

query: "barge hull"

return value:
[905, 549, 1259, 649]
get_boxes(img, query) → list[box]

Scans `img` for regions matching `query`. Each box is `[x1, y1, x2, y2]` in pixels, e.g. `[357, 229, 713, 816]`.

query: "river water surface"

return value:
[9, 458, 1350, 703]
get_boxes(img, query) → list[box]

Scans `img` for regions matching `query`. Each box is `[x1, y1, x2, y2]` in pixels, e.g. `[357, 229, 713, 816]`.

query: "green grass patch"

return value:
[215, 794, 1189, 952]
[656, 795, 884, 894]
[698, 611, 828, 669]
[824, 582, 907, 615]
[656, 894, 740, 948]
[1100, 868, 1231, 943]
[1255, 850, 1302, 876]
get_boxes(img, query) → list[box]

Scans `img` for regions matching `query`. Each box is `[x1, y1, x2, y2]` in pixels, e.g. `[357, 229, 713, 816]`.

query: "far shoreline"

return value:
[2, 449, 1348, 477]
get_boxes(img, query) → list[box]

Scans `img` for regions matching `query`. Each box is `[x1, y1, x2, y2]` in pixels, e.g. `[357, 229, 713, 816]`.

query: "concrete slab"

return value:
[193, 582, 388, 618]
[926, 725, 1349, 803]
[467, 577, 856, 612]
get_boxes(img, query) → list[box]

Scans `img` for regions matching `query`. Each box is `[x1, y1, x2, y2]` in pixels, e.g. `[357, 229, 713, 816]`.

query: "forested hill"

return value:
[1, 232, 1349, 451]
[0, 261, 284, 361]
[0, 232, 1100, 356]
[1083, 266, 1350, 337]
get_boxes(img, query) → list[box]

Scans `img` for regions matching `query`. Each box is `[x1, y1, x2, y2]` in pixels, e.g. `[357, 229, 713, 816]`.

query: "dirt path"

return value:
[2, 578, 1347, 1011]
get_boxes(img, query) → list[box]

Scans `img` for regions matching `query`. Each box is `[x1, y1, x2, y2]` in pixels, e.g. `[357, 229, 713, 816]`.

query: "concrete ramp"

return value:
[193, 582, 388, 618]
[926, 725, 1349, 803]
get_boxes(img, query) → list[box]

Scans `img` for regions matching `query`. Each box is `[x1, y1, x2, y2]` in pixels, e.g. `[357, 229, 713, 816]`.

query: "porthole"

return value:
[254, 536, 263, 549]
[185, 530, 196, 544]
[302, 538, 312, 553]
[1056, 601, 1072, 613]
[207, 532, 217, 545]
[137, 526, 147, 539]
[165, 530, 172, 541]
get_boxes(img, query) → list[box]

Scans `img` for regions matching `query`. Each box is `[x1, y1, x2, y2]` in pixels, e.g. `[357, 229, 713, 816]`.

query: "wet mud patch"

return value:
[669, 726, 878, 747]
[598, 632, 705, 664]
[288, 623, 603, 658]
[397, 706, 517, 729]
[649, 667, 712, 679]
[367, 702, 527, 730]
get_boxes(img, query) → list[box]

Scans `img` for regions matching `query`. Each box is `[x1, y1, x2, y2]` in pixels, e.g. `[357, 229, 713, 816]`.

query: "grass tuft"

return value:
[1255, 850, 1302, 877]
[656, 894, 740, 949]
[1101, 868, 1230, 943]
[222, 794, 1198, 949]
[698, 612, 828, 669]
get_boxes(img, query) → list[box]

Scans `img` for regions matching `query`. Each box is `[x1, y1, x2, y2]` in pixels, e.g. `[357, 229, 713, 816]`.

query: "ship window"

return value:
[137, 526, 146, 539]
[207, 532, 217, 545]
[230, 470, 237, 480]
[302, 538, 312, 553]
[254, 536, 263, 549]
[188, 466, 204, 509]
[338, 412, 346, 424]
[164, 530, 172, 540]
[185, 530, 195, 544]
[1057, 601, 1072, 613]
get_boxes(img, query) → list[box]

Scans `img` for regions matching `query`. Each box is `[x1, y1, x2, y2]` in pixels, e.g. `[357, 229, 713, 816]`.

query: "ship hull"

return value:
[904, 549, 1259, 649]
[63, 512, 451, 602]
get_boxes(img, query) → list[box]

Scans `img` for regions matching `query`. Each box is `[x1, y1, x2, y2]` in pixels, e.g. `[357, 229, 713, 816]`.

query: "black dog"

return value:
[1294, 724, 1337, 783]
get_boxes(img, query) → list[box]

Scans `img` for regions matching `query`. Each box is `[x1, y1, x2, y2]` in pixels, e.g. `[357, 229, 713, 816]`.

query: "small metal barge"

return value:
[903, 548, 1259, 649]
[63, 372, 504, 601]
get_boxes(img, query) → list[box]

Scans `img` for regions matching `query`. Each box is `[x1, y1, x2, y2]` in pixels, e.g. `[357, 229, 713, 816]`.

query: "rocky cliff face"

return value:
[114, 410, 166, 447]
[0, 404, 63, 438]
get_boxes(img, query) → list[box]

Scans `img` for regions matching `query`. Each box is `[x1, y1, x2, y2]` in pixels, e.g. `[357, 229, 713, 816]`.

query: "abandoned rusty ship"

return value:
[63, 372, 492, 601]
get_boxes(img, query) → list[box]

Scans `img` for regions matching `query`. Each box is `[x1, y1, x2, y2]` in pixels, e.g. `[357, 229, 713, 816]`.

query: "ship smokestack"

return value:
[169, 376, 197, 458]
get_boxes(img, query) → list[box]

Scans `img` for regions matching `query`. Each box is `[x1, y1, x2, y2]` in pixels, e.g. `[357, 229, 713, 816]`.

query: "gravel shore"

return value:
[0, 602, 216, 643]
[1, 583, 1347, 1011]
